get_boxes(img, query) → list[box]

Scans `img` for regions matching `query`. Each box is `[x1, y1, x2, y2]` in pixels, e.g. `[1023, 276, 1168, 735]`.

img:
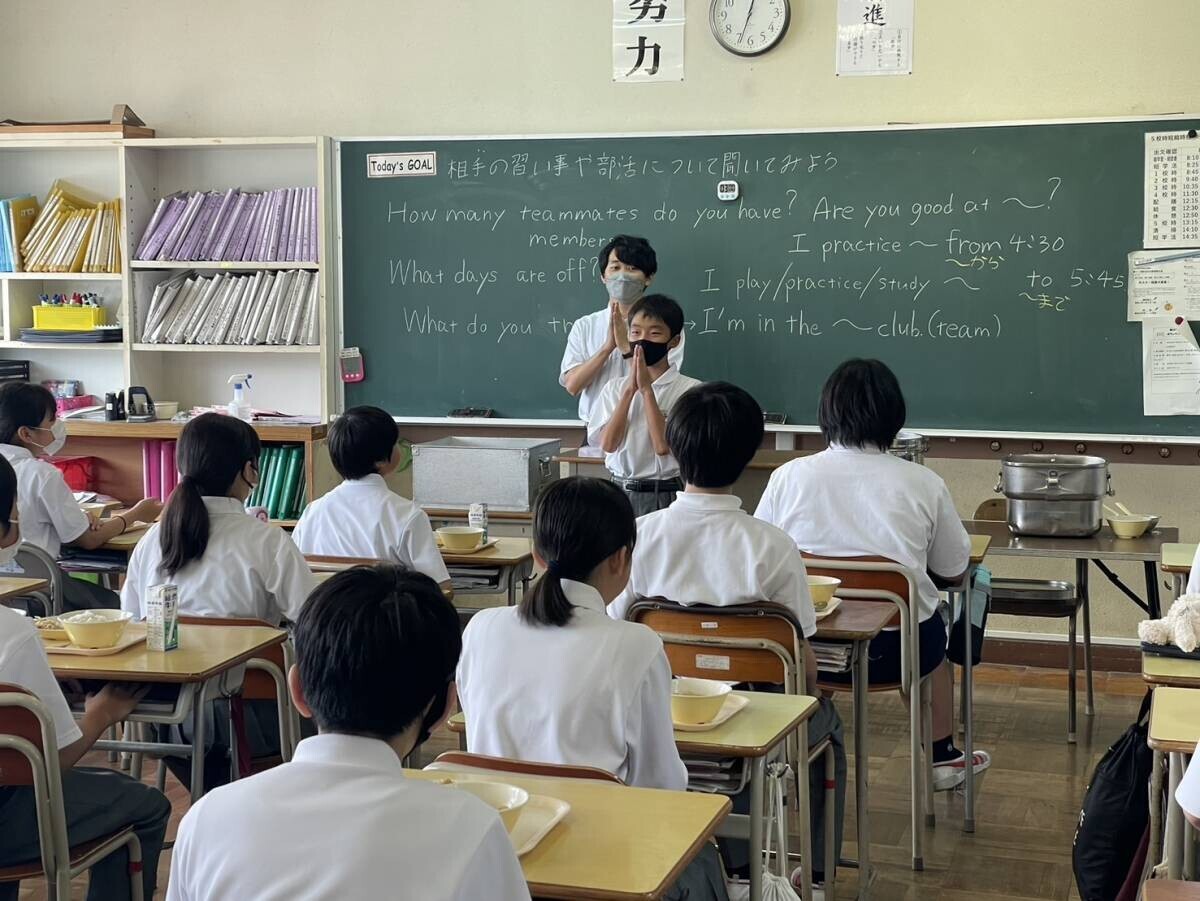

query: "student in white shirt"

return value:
[1187, 542, 1200, 595]
[1178, 742, 1200, 830]
[292, 405, 451, 593]
[0, 382, 162, 611]
[168, 564, 530, 901]
[587, 294, 702, 516]
[0, 454, 170, 901]
[613, 381, 845, 888]
[755, 359, 990, 791]
[121, 413, 315, 788]
[559, 235, 684, 424]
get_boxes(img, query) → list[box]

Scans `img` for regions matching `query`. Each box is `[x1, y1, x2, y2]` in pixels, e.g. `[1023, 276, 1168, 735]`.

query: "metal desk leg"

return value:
[189, 686, 208, 803]
[1150, 750, 1165, 868]
[794, 723, 813, 901]
[1145, 560, 1163, 620]
[1168, 751, 1185, 880]
[1076, 559, 1095, 717]
[749, 755, 766, 901]
[854, 638, 871, 900]
[961, 588, 976, 834]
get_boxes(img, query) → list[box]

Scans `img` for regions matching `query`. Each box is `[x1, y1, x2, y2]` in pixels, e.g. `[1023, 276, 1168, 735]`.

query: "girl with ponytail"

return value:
[456, 476, 687, 791]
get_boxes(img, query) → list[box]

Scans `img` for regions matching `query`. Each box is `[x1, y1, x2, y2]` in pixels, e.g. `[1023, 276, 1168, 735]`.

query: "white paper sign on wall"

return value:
[367, 152, 438, 178]
[613, 0, 685, 84]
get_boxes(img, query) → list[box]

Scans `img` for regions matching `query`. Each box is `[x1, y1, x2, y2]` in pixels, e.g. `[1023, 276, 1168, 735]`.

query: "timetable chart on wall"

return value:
[1145, 130, 1200, 249]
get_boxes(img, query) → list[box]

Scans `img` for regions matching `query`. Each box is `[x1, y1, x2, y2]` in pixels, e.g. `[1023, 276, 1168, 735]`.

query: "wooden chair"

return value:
[625, 598, 837, 891]
[973, 499, 1088, 742]
[801, 554, 934, 872]
[427, 751, 623, 783]
[0, 684, 144, 901]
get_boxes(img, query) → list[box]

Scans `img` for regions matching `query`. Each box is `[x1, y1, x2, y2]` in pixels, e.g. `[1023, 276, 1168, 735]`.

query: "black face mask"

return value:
[417, 680, 452, 745]
[632, 338, 671, 367]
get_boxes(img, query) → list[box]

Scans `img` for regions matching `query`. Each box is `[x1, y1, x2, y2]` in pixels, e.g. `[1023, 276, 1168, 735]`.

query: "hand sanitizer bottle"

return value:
[227, 373, 253, 421]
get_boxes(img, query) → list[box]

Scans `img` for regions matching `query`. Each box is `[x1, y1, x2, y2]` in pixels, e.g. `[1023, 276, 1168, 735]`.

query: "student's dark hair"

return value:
[521, 477, 636, 628]
[0, 382, 56, 445]
[328, 405, 399, 480]
[597, 234, 658, 279]
[668, 382, 763, 489]
[159, 413, 261, 576]
[294, 564, 461, 739]
[817, 358, 907, 452]
[0, 453, 16, 536]
[627, 293, 684, 339]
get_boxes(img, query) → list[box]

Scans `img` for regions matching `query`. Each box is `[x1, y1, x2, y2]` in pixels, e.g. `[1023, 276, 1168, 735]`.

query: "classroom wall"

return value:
[5, 0, 1198, 644]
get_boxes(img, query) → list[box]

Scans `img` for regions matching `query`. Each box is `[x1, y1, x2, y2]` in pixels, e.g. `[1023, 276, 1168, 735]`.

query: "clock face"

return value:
[709, 0, 791, 57]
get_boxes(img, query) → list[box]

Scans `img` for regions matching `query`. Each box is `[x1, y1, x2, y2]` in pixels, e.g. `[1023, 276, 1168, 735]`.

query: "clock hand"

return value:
[739, 0, 756, 42]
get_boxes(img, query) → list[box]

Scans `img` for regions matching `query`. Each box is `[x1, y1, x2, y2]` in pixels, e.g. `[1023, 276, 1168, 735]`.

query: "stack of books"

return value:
[140, 269, 319, 346]
[13, 181, 121, 273]
[810, 641, 853, 674]
[248, 444, 307, 520]
[134, 187, 319, 263]
[0, 195, 39, 271]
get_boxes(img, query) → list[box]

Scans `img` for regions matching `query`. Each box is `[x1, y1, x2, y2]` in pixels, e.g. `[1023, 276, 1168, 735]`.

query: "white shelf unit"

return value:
[0, 141, 128, 397]
[124, 137, 336, 417]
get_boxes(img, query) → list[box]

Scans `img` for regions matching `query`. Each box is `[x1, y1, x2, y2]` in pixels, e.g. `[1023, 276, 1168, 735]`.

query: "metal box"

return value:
[412, 437, 561, 513]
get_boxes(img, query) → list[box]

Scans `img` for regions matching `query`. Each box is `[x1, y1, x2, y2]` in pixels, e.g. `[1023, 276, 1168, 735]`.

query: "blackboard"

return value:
[338, 119, 1200, 436]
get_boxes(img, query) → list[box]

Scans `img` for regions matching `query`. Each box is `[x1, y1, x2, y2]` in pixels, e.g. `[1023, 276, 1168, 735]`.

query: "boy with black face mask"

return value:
[587, 294, 701, 515]
[167, 565, 530, 901]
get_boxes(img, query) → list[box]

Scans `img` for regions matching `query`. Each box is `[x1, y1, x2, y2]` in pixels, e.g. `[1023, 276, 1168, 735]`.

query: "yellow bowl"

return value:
[437, 526, 485, 551]
[452, 780, 529, 832]
[1107, 515, 1155, 539]
[807, 575, 841, 612]
[671, 677, 731, 725]
[153, 401, 179, 419]
[59, 610, 132, 649]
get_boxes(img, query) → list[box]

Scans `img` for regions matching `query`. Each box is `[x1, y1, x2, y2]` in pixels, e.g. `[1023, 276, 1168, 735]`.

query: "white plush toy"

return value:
[1139, 594, 1200, 653]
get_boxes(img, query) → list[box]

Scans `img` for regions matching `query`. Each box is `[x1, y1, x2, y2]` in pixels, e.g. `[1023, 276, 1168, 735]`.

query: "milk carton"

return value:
[146, 583, 179, 651]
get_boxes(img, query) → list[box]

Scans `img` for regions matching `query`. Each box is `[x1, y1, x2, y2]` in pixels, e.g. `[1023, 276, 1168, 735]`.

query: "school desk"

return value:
[1144, 653, 1200, 689]
[0, 576, 50, 602]
[1161, 543, 1196, 599]
[440, 536, 535, 607]
[953, 534, 991, 835]
[1148, 686, 1200, 881]
[48, 622, 286, 802]
[101, 525, 151, 554]
[408, 768, 730, 900]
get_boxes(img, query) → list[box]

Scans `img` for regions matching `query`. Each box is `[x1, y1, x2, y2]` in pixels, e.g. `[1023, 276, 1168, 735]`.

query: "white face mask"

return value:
[30, 420, 67, 457]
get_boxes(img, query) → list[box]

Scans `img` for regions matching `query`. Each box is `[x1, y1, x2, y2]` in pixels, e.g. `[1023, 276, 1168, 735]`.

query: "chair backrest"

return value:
[627, 598, 807, 692]
[801, 553, 914, 628]
[428, 751, 623, 784]
[0, 683, 45, 787]
[974, 498, 1006, 522]
[11, 543, 64, 616]
[176, 615, 288, 700]
[304, 554, 385, 572]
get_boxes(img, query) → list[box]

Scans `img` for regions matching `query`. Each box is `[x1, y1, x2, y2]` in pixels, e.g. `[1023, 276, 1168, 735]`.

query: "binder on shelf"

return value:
[276, 446, 303, 521]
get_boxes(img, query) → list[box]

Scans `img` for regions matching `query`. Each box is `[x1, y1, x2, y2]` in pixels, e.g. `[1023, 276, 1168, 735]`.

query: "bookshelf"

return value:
[0, 135, 337, 420]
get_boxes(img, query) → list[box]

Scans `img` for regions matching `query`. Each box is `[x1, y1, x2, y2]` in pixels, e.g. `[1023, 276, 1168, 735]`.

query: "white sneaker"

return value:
[933, 749, 991, 791]
[788, 868, 826, 900]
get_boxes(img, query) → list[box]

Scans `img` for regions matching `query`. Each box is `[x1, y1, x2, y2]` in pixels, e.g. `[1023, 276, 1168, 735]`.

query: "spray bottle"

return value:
[227, 373, 253, 421]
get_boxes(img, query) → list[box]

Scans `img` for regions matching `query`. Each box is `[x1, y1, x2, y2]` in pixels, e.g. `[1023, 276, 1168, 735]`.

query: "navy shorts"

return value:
[822, 610, 947, 687]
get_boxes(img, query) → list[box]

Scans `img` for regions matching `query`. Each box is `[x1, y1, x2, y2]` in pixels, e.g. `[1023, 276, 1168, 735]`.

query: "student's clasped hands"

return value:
[609, 300, 631, 355]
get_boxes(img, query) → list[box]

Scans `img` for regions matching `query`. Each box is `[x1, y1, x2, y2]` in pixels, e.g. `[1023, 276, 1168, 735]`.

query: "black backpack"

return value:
[1072, 693, 1154, 901]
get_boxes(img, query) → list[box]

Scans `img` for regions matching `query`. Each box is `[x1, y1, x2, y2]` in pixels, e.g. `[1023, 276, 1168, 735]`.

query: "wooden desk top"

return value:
[1149, 686, 1200, 753]
[407, 769, 729, 900]
[66, 420, 326, 442]
[673, 691, 818, 758]
[102, 526, 151, 553]
[1143, 880, 1200, 901]
[813, 599, 896, 642]
[48, 623, 285, 684]
[1161, 543, 1197, 574]
[969, 534, 991, 565]
[556, 448, 807, 472]
[0, 576, 49, 601]
[1143, 654, 1200, 689]
[962, 519, 1180, 562]
[441, 537, 534, 566]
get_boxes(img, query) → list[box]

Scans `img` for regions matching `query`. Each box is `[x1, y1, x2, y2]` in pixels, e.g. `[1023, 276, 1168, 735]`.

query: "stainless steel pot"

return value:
[1007, 499, 1105, 538]
[996, 454, 1112, 537]
[889, 430, 929, 465]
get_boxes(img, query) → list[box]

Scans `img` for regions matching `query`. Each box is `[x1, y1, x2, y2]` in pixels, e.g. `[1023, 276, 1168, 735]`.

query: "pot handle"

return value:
[1106, 473, 1114, 496]
[1046, 472, 1060, 489]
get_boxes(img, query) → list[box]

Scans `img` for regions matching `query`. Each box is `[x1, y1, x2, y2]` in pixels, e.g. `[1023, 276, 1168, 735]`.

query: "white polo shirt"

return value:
[0, 607, 81, 748]
[559, 306, 686, 423]
[754, 445, 970, 622]
[458, 579, 687, 791]
[0, 444, 89, 558]
[167, 733, 530, 901]
[1178, 741, 1200, 822]
[292, 475, 450, 584]
[610, 492, 817, 636]
[121, 497, 315, 625]
[585, 365, 702, 482]
[1187, 542, 1200, 595]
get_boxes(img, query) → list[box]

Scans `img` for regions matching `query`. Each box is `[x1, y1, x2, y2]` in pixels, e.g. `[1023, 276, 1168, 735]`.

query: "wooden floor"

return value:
[16, 663, 1148, 900]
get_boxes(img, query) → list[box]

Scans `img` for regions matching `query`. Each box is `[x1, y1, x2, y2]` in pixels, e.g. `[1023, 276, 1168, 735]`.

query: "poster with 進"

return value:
[836, 0, 914, 77]
[613, 0, 684, 84]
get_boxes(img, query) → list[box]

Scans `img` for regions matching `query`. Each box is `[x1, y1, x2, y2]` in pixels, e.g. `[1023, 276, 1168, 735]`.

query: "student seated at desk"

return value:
[0, 382, 162, 611]
[292, 405, 451, 593]
[587, 294, 701, 516]
[121, 413, 315, 787]
[611, 381, 846, 887]
[755, 358, 990, 790]
[559, 234, 684, 425]
[1179, 743, 1200, 830]
[167, 565, 530, 901]
[0, 453, 169, 901]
